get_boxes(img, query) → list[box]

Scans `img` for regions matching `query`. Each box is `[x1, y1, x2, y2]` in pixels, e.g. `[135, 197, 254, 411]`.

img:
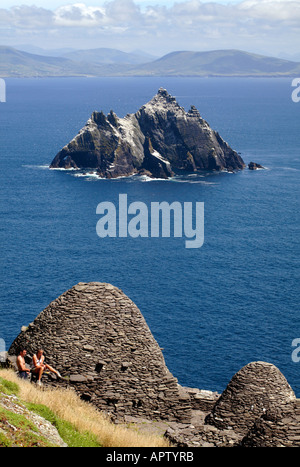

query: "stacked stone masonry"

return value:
[8, 282, 192, 423]
[7, 283, 300, 447]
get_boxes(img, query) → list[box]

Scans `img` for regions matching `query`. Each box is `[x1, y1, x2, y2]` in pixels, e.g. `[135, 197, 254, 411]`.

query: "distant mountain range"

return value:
[1, 46, 300, 78]
[133, 50, 300, 77]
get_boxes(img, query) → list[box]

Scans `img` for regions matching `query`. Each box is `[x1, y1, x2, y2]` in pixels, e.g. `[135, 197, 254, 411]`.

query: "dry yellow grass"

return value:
[0, 369, 170, 448]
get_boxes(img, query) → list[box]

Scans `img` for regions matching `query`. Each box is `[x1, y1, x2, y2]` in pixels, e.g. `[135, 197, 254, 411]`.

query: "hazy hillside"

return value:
[1, 46, 300, 77]
[13, 45, 76, 57]
[0, 46, 149, 77]
[130, 49, 300, 77]
[62, 47, 157, 65]
[0, 46, 101, 77]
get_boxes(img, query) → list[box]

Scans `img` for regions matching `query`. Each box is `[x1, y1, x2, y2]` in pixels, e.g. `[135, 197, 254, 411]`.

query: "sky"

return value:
[0, 0, 299, 59]
[0, 0, 241, 8]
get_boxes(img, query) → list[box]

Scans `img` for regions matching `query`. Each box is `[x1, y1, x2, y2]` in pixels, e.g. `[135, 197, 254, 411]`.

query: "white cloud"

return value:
[54, 3, 106, 26]
[0, 5, 54, 29]
[50, 0, 300, 30]
[0, 0, 299, 56]
[238, 0, 300, 22]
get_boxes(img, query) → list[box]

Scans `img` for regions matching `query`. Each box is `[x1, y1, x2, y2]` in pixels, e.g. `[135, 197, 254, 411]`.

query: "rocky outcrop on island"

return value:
[7, 283, 300, 447]
[248, 161, 265, 170]
[50, 88, 245, 178]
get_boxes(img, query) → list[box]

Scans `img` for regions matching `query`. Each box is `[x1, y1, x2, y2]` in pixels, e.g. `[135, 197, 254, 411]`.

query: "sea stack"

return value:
[248, 161, 265, 170]
[50, 88, 245, 178]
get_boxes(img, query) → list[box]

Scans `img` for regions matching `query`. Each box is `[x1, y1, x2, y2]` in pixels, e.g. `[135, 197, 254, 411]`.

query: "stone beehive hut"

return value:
[206, 361, 296, 436]
[241, 401, 300, 447]
[166, 362, 300, 448]
[9, 282, 191, 423]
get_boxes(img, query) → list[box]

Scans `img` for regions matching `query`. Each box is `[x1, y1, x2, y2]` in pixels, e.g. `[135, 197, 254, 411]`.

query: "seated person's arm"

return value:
[32, 355, 39, 368]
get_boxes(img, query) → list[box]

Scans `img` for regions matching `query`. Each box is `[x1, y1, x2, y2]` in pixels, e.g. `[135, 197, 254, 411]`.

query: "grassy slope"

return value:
[0, 46, 105, 77]
[0, 370, 170, 448]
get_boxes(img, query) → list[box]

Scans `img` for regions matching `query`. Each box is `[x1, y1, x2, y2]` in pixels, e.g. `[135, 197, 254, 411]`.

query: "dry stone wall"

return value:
[166, 362, 300, 447]
[206, 361, 296, 435]
[241, 401, 300, 447]
[8, 282, 192, 423]
[7, 283, 300, 447]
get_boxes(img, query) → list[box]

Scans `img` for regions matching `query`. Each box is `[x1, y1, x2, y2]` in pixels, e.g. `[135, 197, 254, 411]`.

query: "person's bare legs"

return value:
[45, 364, 61, 378]
[34, 366, 44, 386]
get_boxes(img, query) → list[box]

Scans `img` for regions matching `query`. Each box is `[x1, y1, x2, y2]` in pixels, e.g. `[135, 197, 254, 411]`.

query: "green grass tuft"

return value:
[26, 403, 101, 447]
[0, 377, 19, 396]
[0, 431, 13, 447]
[0, 406, 56, 447]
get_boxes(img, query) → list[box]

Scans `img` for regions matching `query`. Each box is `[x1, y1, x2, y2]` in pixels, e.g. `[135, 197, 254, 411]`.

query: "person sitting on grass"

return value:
[16, 348, 31, 380]
[32, 348, 61, 386]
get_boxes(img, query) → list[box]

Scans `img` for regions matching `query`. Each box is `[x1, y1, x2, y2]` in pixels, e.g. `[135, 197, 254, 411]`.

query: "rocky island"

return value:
[50, 88, 245, 179]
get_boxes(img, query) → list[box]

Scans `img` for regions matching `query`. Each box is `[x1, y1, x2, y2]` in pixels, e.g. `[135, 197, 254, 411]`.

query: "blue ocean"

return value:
[0, 77, 299, 396]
